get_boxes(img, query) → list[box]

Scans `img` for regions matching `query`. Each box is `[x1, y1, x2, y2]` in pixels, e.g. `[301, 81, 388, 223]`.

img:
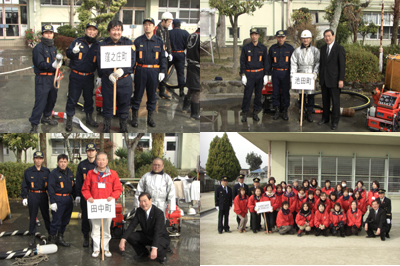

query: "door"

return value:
[0, 1, 28, 39]
[120, 8, 145, 39]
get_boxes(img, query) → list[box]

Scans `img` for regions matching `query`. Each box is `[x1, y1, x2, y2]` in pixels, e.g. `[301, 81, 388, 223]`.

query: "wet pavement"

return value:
[200, 94, 372, 132]
[0, 48, 198, 133]
[0, 197, 200, 266]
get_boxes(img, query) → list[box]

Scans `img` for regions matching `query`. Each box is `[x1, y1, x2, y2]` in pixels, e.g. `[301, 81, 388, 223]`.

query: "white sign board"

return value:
[100, 45, 132, 69]
[291, 73, 315, 90]
[87, 199, 116, 219]
[256, 201, 272, 214]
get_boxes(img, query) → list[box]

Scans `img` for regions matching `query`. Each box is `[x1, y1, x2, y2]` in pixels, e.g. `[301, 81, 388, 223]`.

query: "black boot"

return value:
[48, 235, 56, 244]
[131, 109, 138, 127]
[253, 110, 260, 121]
[273, 108, 280, 120]
[179, 86, 185, 97]
[29, 234, 36, 248]
[147, 111, 156, 127]
[119, 118, 128, 133]
[102, 117, 111, 133]
[66, 115, 73, 132]
[57, 233, 70, 247]
[41, 116, 58, 125]
[86, 113, 99, 127]
[241, 112, 247, 122]
[29, 123, 38, 133]
[190, 102, 200, 120]
[282, 108, 288, 121]
[159, 85, 171, 99]
[83, 234, 89, 247]
[182, 96, 191, 113]
[307, 110, 313, 122]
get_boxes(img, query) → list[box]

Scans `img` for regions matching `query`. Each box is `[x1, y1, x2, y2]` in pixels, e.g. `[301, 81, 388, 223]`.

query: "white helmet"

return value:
[161, 12, 174, 20]
[301, 30, 312, 38]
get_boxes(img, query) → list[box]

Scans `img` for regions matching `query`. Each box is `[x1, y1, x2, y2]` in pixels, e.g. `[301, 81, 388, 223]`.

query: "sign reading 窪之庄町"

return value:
[87, 198, 116, 219]
[100, 45, 132, 69]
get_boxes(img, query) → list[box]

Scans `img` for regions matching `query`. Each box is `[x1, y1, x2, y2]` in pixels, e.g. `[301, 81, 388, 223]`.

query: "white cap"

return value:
[301, 30, 312, 38]
[161, 12, 174, 20]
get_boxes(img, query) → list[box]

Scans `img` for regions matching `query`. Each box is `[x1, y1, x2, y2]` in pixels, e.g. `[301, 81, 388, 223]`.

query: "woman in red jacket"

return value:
[316, 192, 330, 213]
[263, 177, 276, 193]
[275, 184, 284, 209]
[341, 188, 352, 213]
[353, 190, 367, 215]
[314, 203, 330, 236]
[234, 187, 249, 233]
[310, 178, 318, 191]
[345, 200, 362, 236]
[302, 179, 310, 193]
[305, 190, 317, 212]
[354, 180, 367, 201]
[295, 202, 314, 237]
[366, 180, 380, 207]
[276, 201, 295, 235]
[261, 184, 279, 233]
[329, 203, 346, 237]
[248, 187, 263, 233]
[296, 187, 307, 213]
[333, 184, 343, 198]
[314, 187, 321, 201]
[328, 192, 342, 211]
[321, 180, 334, 196]
[282, 185, 297, 229]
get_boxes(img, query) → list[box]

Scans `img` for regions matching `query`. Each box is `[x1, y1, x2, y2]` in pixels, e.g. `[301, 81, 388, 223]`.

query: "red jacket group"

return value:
[314, 209, 330, 228]
[81, 167, 123, 201]
[234, 194, 249, 217]
[346, 208, 363, 228]
[276, 209, 294, 227]
[295, 211, 314, 227]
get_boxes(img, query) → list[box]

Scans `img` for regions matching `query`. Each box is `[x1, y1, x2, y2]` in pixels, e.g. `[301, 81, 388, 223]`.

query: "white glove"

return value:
[109, 74, 116, 84]
[114, 68, 124, 78]
[158, 73, 165, 82]
[165, 51, 168, 58]
[75, 196, 81, 204]
[131, 74, 134, 80]
[254, 207, 259, 212]
[216, 207, 219, 211]
[168, 54, 173, 62]
[51, 203, 57, 212]
[313, 73, 317, 80]
[72, 42, 81, 54]
[52, 59, 62, 69]
[267, 75, 272, 82]
[263, 75, 268, 85]
[22, 199, 28, 206]
[241, 75, 247, 86]
[95, 77, 101, 87]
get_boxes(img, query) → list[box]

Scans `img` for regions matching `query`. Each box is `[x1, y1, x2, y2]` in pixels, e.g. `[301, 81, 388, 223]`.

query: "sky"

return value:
[200, 132, 269, 170]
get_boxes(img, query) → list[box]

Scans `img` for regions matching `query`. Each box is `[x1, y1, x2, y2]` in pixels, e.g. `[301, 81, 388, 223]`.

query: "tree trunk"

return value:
[151, 133, 164, 158]
[231, 15, 239, 74]
[216, 13, 226, 47]
[39, 133, 47, 167]
[331, 1, 343, 35]
[392, 0, 400, 45]
[70, 0, 74, 26]
[353, 27, 358, 43]
[61, 133, 72, 162]
[100, 133, 105, 152]
[16, 149, 22, 163]
[24, 149, 27, 163]
[124, 133, 145, 179]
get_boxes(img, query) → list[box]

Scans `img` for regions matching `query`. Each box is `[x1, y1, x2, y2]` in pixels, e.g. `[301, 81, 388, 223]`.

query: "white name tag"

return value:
[98, 183, 105, 189]
[387, 219, 391, 224]
[372, 197, 375, 200]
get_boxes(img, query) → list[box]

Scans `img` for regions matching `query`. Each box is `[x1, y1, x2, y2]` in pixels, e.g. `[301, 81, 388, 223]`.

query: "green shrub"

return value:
[135, 157, 179, 179]
[316, 38, 325, 49]
[108, 159, 129, 179]
[57, 25, 78, 38]
[0, 162, 34, 198]
[115, 147, 128, 159]
[363, 44, 400, 74]
[67, 163, 78, 177]
[134, 151, 153, 170]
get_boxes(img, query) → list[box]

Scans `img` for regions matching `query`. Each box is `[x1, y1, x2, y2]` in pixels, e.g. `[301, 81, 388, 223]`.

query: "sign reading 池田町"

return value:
[100, 45, 132, 69]
[291, 73, 315, 90]
[87, 198, 116, 219]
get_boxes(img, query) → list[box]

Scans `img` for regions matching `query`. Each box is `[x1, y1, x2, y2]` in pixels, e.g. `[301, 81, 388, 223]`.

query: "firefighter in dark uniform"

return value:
[249, 177, 261, 229]
[155, 12, 174, 99]
[215, 176, 232, 234]
[169, 19, 189, 97]
[65, 22, 100, 131]
[74, 143, 97, 247]
[183, 23, 201, 120]
[268, 30, 294, 121]
[97, 20, 136, 133]
[21, 151, 51, 247]
[29, 24, 62, 133]
[48, 154, 76, 247]
[377, 189, 392, 238]
[232, 174, 249, 229]
[240, 28, 269, 123]
[131, 18, 167, 128]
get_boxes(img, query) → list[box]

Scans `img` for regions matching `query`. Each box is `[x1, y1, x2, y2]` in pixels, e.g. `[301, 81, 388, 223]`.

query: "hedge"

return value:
[56, 25, 78, 39]
[0, 162, 34, 199]
[136, 158, 179, 180]
[54, 35, 75, 56]
[362, 44, 400, 75]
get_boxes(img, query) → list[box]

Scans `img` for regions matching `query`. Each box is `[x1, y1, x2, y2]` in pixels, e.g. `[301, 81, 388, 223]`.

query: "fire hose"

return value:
[0, 231, 47, 245]
[0, 244, 57, 260]
[51, 111, 93, 133]
[0, 66, 34, 75]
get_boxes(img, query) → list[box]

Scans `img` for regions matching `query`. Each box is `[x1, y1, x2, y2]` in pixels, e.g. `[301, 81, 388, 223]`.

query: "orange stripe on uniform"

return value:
[259, 55, 262, 62]
[47, 58, 49, 63]
[31, 182, 34, 188]
[93, 55, 96, 63]
[79, 53, 82, 60]
[45, 182, 47, 187]
[60, 182, 64, 188]
[155, 52, 159, 59]
[274, 57, 277, 63]
[139, 51, 142, 59]
[286, 56, 288, 62]
[248, 56, 251, 62]
[83, 173, 86, 180]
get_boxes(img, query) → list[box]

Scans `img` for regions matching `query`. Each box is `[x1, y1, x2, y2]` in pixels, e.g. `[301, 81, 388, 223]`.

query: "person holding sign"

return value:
[97, 20, 136, 133]
[131, 18, 167, 128]
[290, 30, 320, 122]
[248, 187, 263, 233]
[261, 184, 279, 233]
[65, 22, 100, 131]
[214, 176, 233, 234]
[81, 152, 123, 258]
[377, 189, 392, 238]
[276, 201, 295, 235]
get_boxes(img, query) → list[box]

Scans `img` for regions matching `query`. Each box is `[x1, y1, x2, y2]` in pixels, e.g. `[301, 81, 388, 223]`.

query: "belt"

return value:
[246, 68, 264, 73]
[137, 64, 160, 68]
[104, 73, 129, 80]
[55, 193, 70, 196]
[36, 72, 55, 76]
[30, 190, 46, 193]
[72, 69, 93, 76]
[171, 50, 184, 53]
[274, 67, 288, 71]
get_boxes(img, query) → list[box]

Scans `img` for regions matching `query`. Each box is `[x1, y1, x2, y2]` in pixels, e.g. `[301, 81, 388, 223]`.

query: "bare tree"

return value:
[61, 133, 72, 162]
[124, 133, 145, 179]
[216, 14, 226, 47]
[100, 133, 105, 152]
[39, 133, 47, 167]
[392, 0, 400, 45]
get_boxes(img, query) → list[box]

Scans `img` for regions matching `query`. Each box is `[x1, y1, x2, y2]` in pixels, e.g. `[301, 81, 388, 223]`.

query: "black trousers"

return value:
[251, 212, 261, 231]
[321, 83, 341, 124]
[292, 211, 298, 230]
[367, 222, 386, 239]
[241, 71, 263, 113]
[264, 212, 274, 231]
[126, 230, 169, 258]
[28, 193, 50, 234]
[331, 224, 345, 236]
[218, 209, 230, 232]
[80, 197, 90, 235]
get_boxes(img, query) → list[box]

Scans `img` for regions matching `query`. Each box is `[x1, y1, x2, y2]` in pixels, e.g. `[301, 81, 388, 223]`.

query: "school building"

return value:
[239, 132, 400, 212]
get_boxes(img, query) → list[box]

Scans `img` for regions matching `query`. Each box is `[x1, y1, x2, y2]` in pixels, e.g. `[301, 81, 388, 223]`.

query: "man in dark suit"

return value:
[318, 29, 346, 130]
[215, 176, 232, 234]
[377, 189, 392, 238]
[364, 200, 388, 241]
[233, 174, 249, 229]
[119, 192, 170, 264]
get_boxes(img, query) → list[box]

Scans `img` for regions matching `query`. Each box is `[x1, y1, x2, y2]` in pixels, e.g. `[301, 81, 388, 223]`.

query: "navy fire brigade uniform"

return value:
[29, 25, 58, 127]
[131, 26, 167, 112]
[169, 19, 190, 95]
[215, 176, 232, 233]
[377, 189, 392, 237]
[48, 166, 75, 238]
[97, 37, 135, 120]
[240, 29, 269, 116]
[65, 24, 99, 119]
[21, 152, 51, 236]
[75, 144, 97, 238]
[267, 31, 294, 111]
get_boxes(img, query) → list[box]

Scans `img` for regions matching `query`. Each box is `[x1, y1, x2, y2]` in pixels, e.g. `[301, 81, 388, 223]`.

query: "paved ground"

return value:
[0, 197, 200, 266]
[200, 192, 400, 265]
[0, 48, 198, 133]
